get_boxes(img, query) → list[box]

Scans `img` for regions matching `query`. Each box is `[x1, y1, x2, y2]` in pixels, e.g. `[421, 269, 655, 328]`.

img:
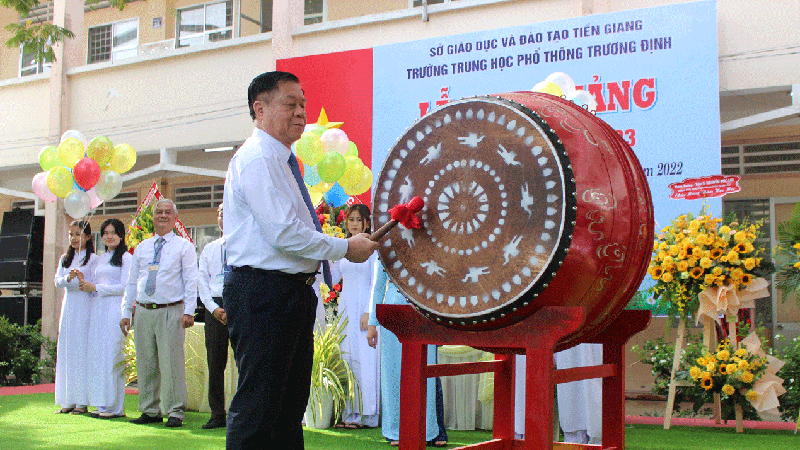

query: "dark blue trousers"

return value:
[224, 268, 318, 450]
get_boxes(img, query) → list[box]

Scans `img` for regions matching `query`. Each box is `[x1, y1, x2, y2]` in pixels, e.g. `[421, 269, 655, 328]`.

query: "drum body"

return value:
[372, 92, 653, 350]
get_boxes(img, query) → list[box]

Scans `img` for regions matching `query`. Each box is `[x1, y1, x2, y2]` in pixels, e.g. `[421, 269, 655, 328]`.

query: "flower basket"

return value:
[320, 281, 342, 323]
[681, 333, 787, 431]
[647, 206, 773, 323]
[125, 204, 154, 252]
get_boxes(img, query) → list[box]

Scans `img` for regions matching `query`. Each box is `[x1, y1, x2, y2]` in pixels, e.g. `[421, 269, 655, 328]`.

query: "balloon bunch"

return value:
[294, 109, 373, 208]
[32, 130, 137, 219]
[531, 72, 599, 113]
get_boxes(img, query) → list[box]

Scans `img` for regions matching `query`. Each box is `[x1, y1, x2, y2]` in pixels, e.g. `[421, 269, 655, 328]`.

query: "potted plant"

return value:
[305, 313, 360, 429]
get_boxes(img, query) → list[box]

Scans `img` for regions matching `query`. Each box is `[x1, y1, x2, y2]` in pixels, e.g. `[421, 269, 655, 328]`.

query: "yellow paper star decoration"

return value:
[315, 107, 343, 129]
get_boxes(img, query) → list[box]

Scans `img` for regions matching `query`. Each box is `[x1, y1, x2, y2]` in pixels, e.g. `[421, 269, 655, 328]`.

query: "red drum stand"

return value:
[376, 305, 651, 450]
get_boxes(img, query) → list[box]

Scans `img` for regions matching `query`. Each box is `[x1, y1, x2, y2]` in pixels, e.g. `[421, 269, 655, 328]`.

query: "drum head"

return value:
[373, 97, 577, 327]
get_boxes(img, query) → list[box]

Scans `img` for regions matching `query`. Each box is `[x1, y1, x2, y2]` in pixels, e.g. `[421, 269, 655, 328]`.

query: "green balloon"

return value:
[345, 141, 359, 157]
[38, 146, 60, 171]
[295, 132, 324, 166]
[317, 152, 346, 183]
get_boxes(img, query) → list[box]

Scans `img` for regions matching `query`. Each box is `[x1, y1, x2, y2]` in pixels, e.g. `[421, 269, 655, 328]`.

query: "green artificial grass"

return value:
[0, 393, 796, 449]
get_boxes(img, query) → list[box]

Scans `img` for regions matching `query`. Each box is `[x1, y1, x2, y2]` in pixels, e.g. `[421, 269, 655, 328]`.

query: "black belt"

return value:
[231, 266, 317, 286]
[138, 301, 183, 310]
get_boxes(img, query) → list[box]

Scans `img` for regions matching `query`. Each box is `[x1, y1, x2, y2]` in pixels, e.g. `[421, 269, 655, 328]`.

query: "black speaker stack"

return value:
[0, 209, 44, 325]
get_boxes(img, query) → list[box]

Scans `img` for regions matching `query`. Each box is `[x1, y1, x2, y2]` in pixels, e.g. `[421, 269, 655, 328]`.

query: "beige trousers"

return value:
[133, 304, 187, 420]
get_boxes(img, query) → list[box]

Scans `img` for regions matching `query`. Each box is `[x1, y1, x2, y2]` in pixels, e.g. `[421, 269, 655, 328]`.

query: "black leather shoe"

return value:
[165, 416, 183, 428]
[130, 414, 163, 424]
[201, 417, 226, 429]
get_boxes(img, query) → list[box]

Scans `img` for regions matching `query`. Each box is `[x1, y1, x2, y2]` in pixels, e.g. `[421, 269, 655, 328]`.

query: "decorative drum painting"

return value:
[372, 92, 654, 350]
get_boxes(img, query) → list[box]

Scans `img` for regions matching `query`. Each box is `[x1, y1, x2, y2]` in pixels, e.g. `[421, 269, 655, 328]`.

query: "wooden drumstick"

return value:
[369, 196, 425, 241]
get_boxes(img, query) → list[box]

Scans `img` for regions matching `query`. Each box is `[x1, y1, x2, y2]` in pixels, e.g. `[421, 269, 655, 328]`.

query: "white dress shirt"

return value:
[198, 237, 225, 312]
[121, 231, 198, 319]
[223, 128, 348, 273]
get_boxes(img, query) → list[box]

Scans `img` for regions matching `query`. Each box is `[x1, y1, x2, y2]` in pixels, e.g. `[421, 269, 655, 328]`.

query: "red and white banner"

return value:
[131, 182, 193, 242]
[668, 175, 741, 200]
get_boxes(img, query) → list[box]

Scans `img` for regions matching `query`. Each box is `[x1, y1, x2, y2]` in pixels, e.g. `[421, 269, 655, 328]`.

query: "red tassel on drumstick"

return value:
[370, 196, 425, 241]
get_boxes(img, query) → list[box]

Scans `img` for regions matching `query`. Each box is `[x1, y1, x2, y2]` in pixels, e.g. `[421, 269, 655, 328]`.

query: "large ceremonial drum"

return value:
[372, 91, 654, 350]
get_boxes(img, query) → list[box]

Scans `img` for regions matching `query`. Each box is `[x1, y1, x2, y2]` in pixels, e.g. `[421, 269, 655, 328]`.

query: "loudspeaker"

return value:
[1, 209, 44, 237]
[0, 296, 42, 326]
[0, 235, 43, 262]
[0, 209, 45, 283]
[0, 260, 43, 283]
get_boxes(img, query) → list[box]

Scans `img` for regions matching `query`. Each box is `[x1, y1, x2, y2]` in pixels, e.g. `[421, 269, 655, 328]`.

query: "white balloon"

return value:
[64, 189, 91, 219]
[95, 170, 123, 200]
[320, 128, 349, 155]
[566, 90, 598, 113]
[545, 72, 576, 96]
[61, 130, 89, 149]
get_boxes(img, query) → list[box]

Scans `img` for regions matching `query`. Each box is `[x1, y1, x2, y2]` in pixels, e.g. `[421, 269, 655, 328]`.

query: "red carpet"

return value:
[0, 384, 138, 396]
[626, 415, 797, 431]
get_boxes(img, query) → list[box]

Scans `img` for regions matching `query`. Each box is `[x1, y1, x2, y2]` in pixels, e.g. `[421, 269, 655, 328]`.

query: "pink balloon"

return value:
[87, 188, 103, 209]
[73, 157, 102, 190]
[32, 172, 57, 202]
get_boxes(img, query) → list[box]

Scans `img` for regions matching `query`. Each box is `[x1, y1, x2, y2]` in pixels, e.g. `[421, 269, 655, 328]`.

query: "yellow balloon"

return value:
[306, 183, 323, 206]
[313, 181, 335, 193]
[295, 132, 324, 166]
[110, 144, 137, 173]
[88, 136, 115, 167]
[46, 166, 74, 198]
[338, 156, 364, 188]
[344, 167, 373, 196]
[532, 81, 564, 97]
[58, 138, 85, 168]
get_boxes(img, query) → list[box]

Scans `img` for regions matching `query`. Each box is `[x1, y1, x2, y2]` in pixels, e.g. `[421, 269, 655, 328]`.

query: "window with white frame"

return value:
[174, 184, 224, 211]
[177, 0, 233, 48]
[304, 0, 324, 24]
[19, 45, 51, 77]
[87, 18, 139, 64]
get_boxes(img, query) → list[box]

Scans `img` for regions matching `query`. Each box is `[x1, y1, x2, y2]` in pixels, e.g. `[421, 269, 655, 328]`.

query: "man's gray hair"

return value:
[155, 198, 178, 215]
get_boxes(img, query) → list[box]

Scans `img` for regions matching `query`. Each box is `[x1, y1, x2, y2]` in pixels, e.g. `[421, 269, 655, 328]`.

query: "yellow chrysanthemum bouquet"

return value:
[648, 206, 772, 322]
[687, 339, 768, 407]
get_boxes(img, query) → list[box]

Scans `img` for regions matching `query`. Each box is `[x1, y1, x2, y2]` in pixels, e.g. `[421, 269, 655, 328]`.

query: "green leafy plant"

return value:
[632, 334, 706, 414]
[116, 330, 137, 385]
[773, 202, 800, 304]
[774, 333, 800, 422]
[0, 317, 56, 386]
[307, 314, 360, 426]
[2, 0, 135, 67]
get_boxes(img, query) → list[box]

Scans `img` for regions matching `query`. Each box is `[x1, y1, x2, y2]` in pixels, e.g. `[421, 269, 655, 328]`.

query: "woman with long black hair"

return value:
[331, 204, 380, 429]
[54, 220, 97, 415]
[79, 218, 132, 418]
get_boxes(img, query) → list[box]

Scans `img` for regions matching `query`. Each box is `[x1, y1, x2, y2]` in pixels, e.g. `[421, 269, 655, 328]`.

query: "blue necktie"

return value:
[288, 153, 333, 287]
[144, 237, 165, 296]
